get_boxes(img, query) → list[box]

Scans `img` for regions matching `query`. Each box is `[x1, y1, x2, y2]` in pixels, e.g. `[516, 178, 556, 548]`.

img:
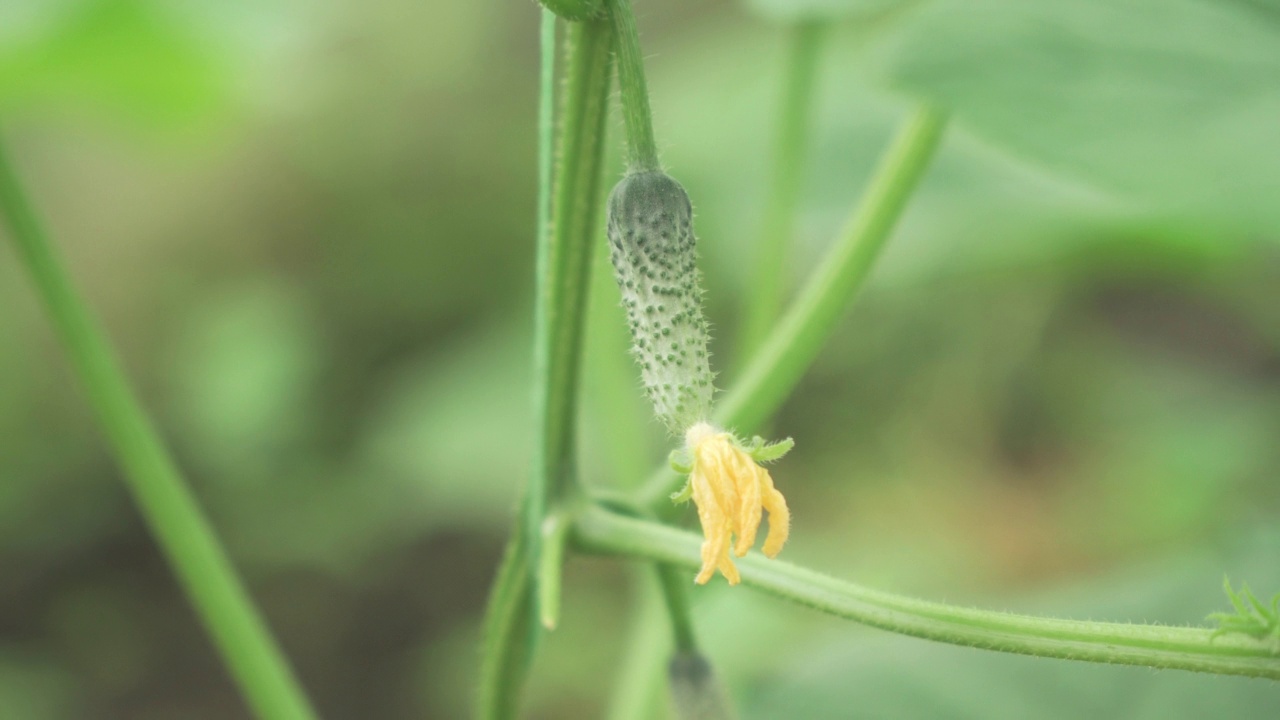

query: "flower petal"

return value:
[732, 450, 763, 557]
[691, 465, 730, 584]
[760, 469, 790, 558]
[685, 425, 792, 583]
[716, 543, 741, 585]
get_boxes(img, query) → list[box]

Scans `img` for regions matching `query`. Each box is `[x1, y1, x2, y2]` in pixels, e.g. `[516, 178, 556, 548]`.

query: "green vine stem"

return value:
[476, 529, 538, 720]
[607, 0, 660, 171]
[740, 21, 827, 360]
[524, 12, 614, 592]
[478, 12, 615, 719]
[0, 148, 317, 717]
[478, 11, 557, 718]
[639, 105, 947, 509]
[538, 509, 572, 630]
[574, 506, 1280, 680]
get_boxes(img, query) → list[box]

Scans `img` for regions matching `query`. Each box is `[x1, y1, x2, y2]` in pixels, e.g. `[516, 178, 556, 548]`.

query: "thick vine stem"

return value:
[573, 506, 1280, 680]
[478, 12, 615, 719]
[523, 13, 615, 592]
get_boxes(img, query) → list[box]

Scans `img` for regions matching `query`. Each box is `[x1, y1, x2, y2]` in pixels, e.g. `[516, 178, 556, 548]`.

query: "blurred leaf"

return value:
[652, 24, 1186, 311]
[176, 313, 532, 572]
[645, 11, 1279, 336]
[359, 318, 531, 529]
[1036, 325, 1280, 549]
[45, 584, 150, 694]
[0, 0, 229, 125]
[0, 652, 81, 720]
[867, 0, 1280, 231]
[166, 279, 322, 481]
[743, 0, 911, 22]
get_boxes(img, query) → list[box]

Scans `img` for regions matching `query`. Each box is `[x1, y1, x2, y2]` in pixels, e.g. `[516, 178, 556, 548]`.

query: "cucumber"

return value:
[606, 170, 714, 432]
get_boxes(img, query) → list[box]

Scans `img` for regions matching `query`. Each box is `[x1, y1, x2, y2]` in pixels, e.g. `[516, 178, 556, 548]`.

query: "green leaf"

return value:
[867, 0, 1280, 232]
[671, 480, 693, 504]
[0, 0, 229, 125]
[670, 448, 694, 475]
[745, 436, 794, 463]
[1209, 578, 1280, 644]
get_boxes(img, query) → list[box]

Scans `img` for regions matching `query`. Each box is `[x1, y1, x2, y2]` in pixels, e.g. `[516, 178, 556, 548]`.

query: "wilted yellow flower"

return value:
[674, 422, 792, 585]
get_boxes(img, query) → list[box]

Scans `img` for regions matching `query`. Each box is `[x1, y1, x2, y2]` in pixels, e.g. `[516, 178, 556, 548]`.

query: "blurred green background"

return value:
[2, 0, 1280, 717]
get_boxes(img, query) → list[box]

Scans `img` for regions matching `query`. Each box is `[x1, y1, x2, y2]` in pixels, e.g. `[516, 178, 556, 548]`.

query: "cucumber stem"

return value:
[608, 0, 661, 171]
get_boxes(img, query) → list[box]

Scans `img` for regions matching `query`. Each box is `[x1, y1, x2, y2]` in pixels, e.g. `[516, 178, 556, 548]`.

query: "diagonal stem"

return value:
[0, 140, 317, 718]
[639, 105, 947, 510]
[740, 20, 827, 361]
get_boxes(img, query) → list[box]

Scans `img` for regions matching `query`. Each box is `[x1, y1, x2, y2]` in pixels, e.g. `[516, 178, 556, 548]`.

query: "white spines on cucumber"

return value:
[606, 170, 714, 433]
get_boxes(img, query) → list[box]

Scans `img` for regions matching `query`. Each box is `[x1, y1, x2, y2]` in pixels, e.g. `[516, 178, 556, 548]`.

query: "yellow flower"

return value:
[675, 422, 792, 585]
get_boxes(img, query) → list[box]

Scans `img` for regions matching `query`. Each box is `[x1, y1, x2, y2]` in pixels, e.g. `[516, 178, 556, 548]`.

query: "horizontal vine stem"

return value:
[638, 105, 947, 509]
[573, 506, 1280, 680]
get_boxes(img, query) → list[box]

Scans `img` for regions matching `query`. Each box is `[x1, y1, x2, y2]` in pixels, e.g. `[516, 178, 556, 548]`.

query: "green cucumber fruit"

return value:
[606, 170, 714, 432]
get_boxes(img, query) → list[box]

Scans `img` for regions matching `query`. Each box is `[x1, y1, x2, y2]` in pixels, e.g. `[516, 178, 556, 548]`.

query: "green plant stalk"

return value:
[478, 13, 614, 719]
[639, 106, 947, 509]
[0, 153, 317, 717]
[476, 527, 538, 720]
[574, 506, 1280, 680]
[607, 0, 660, 171]
[477, 12, 558, 718]
[538, 509, 571, 629]
[522, 7, 561, 589]
[740, 21, 826, 360]
[524, 13, 614, 590]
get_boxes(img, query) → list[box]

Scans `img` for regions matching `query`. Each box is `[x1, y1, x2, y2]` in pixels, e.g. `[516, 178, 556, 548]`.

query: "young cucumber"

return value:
[606, 170, 714, 433]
